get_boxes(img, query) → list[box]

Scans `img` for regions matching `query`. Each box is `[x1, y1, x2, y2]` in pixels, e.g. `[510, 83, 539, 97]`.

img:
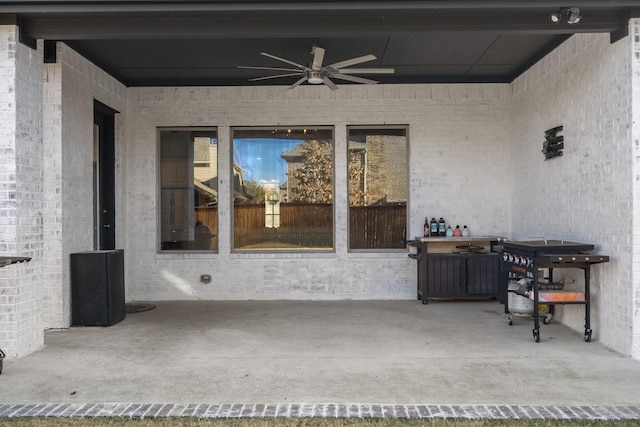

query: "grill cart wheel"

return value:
[584, 329, 592, 342]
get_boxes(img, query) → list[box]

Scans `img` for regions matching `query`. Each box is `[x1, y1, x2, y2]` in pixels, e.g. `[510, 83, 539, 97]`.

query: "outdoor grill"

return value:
[498, 239, 609, 342]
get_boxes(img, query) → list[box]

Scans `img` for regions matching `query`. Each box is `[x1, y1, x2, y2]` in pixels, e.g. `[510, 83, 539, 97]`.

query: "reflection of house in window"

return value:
[191, 136, 251, 205]
[232, 163, 252, 204]
[348, 134, 407, 206]
[193, 137, 218, 206]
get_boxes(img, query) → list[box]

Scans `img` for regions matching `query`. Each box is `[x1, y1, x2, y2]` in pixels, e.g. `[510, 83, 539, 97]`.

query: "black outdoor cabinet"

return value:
[408, 237, 501, 303]
[70, 249, 125, 326]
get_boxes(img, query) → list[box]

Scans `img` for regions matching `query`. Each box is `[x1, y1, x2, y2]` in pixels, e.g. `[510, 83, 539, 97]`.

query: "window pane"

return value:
[348, 127, 408, 250]
[159, 128, 218, 251]
[232, 127, 334, 251]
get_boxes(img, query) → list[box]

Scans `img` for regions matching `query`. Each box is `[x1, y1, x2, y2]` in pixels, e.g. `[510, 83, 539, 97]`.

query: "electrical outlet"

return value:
[200, 274, 211, 284]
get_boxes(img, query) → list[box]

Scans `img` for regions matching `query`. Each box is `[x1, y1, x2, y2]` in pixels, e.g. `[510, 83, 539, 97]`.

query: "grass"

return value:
[1, 418, 639, 427]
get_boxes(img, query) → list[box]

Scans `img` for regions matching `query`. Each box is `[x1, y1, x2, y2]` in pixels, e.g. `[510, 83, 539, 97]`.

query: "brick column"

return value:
[0, 26, 45, 357]
[632, 18, 640, 361]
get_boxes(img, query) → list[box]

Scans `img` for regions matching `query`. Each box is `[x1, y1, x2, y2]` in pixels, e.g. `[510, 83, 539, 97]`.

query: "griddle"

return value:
[499, 239, 609, 342]
[502, 239, 594, 254]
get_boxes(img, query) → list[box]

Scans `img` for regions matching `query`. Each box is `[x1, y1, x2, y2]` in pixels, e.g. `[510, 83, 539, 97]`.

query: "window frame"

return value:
[230, 125, 336, 253]
[157, 126, 219, 253]
[347, 124, 409, 253]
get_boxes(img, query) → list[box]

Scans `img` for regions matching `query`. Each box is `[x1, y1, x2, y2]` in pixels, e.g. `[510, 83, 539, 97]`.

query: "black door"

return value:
[94, 100, 118, 250]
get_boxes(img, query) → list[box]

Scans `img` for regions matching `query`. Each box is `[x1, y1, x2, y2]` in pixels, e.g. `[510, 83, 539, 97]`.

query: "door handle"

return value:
[103, 224, 111, 229]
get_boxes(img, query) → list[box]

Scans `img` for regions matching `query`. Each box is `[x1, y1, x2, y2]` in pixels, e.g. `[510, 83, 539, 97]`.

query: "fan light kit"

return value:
[307, 71, 324, 85]
[238, 46, 394, 90]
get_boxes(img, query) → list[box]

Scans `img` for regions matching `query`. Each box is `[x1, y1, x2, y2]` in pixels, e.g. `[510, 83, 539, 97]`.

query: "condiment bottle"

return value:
[453, 225, 462, 237]
[462, 225, 470, 237]
[430, 218, 438, 236]
[445, 226, 454, 237]
[423, 217, 430, 237]
[438, 217, 446, 236]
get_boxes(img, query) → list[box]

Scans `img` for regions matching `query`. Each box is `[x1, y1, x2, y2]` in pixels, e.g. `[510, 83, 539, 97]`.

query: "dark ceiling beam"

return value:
[20, 13, 624, 40]
[1, 1, 640, 13]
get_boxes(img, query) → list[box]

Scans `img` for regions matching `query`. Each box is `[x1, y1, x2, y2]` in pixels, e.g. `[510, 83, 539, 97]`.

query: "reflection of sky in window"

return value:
[234, 138, 302, 184]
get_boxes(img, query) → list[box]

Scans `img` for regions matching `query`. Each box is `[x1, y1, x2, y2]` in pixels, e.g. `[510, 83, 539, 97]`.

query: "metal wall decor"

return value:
[543, 126, 564, 160]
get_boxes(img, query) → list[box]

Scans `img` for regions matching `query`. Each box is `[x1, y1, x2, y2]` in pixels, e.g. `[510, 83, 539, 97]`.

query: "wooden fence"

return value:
[349, 204, 407, 249]
[195, 203, 406, 250]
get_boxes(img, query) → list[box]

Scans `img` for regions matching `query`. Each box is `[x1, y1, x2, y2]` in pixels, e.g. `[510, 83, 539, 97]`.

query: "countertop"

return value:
[413, 236, 501, 243]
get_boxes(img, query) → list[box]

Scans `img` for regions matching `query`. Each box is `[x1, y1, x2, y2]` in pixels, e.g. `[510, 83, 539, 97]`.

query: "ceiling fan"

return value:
[238, 46, 394, 90]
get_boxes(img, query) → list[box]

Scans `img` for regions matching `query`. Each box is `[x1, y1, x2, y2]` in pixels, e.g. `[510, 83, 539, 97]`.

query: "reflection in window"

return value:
[348, 127, 408, 250]
[232, 127, 334, 251]
[159, 128, 218, 251]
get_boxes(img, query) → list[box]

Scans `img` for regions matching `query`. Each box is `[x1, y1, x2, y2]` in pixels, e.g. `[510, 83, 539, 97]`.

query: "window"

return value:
[159, 128, 218, 251]
[232, 127, 334, 251]
[348, 126, 408, 250]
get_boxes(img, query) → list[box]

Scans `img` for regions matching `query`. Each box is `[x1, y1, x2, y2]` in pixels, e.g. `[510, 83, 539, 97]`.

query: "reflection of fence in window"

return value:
[234, 204, 333, 250]
[350, 204, 407, 249]
[194, 207, 218, 251]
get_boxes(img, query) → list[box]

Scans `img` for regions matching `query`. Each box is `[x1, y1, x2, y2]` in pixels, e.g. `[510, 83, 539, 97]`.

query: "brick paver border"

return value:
[0, 403, 639, 420]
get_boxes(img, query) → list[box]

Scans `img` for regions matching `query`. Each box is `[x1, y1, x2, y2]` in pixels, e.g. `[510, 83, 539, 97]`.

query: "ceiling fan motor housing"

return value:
[307, 70, 324, 84]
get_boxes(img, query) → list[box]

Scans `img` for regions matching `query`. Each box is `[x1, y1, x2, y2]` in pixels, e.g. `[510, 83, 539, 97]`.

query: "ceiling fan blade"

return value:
[238, 65, 302, 72]
[338, 68, 395, 74]
[322, 76, 338, 90]
[330, 74, 378, 85]
[311, 46, 325, 70]
[249, 73, 304, 82]
[326, 54, 376, 70]
[261, 52, 308, 70]
[287, 76, 308, 90]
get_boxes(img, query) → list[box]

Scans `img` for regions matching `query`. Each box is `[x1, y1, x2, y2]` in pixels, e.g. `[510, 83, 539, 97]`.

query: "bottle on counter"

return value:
[423, 217, 430, 237]
[453, 225, 462, 237]
[438, 217, 446, 236]
[462, 225, 470, 237]
[445, 226, 454, 237]
[430, 217, 438, 236]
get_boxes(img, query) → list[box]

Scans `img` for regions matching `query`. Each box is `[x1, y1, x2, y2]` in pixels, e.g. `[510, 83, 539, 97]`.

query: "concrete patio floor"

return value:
[1, 300, 640, 418]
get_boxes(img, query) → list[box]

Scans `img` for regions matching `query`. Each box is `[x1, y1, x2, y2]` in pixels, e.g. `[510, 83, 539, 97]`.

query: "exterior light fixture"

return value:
[550, 7, 581, 24]
[567, 7, 581, 24]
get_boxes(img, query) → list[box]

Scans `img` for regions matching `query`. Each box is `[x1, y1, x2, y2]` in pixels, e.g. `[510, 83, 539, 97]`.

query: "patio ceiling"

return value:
[1, 1, 638, 87]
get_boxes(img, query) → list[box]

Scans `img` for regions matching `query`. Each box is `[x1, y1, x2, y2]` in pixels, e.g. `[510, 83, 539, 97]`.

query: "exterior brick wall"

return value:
[41, 43, 127, 329]
[631, 19, 640, 360]
[124, 83, 511, 302]
[511, 29, 635, 355]
[0, 26, 44, 357]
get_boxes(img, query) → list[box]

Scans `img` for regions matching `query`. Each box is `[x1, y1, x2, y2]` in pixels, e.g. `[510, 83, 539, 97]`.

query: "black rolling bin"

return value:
[70, 249, 126, 326]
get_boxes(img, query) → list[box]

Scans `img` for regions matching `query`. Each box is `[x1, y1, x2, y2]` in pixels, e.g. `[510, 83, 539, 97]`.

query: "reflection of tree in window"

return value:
[287, 140, 333, 204]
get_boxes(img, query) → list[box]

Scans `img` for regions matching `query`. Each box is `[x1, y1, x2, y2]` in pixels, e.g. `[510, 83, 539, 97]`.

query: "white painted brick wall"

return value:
[40, 43, 127, 329]
[0, 26, 44, 357]
[631, 19, 640, 360]
[124, 83, 511, 302]
[511, 28, 636, 355]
